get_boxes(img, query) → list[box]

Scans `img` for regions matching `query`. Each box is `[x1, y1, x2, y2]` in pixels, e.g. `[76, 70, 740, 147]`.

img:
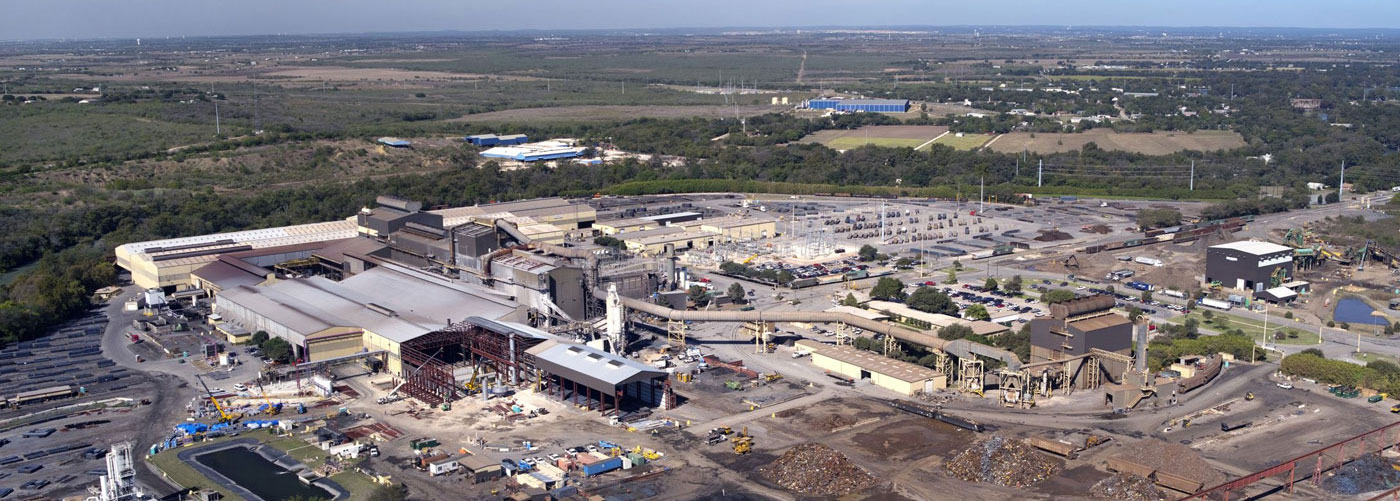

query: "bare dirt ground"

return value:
[450, 104, 779, 123]
[258, 65, 487, 81]
[799, 125, 949, 144]
[988, 130, 1246, 155]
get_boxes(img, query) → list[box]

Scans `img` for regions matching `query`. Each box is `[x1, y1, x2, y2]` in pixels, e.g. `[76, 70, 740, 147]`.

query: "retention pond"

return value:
[194, 445, 334, 501]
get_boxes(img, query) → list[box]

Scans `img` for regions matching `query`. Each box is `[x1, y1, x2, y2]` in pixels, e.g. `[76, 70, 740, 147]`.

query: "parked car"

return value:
[1277, 382, 1294, 390]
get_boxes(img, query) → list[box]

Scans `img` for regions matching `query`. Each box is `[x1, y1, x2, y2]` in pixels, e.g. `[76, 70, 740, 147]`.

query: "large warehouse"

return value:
[795, 340, 945, 395]
[1205, 241, 1295, 295]
[804, 98, 910, 113]
[214, 263, 526, 373]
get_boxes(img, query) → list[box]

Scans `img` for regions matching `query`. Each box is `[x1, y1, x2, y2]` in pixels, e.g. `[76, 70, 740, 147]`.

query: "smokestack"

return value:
[1134, 318, 1149, 373]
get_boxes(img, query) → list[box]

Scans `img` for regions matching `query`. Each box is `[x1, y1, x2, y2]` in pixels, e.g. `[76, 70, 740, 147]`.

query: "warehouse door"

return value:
[860, 370, 871, 380]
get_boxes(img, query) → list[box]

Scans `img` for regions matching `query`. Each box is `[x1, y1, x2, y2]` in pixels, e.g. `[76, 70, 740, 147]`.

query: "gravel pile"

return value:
[759, 443, 875, 496]
[1323, 453, 1400, 495]
[1110, 440, 1225, 488]
[946, 436, 1062, 488]
[1091, 473, 1165, 501]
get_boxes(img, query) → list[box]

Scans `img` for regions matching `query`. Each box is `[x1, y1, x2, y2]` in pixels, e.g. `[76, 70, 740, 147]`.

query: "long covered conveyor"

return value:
[607, 290, 1022, 369]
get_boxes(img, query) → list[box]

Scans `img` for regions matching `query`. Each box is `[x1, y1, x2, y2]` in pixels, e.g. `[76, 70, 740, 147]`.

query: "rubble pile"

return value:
[759, 443, 875, 496]
[1323, 453, 1400, 495]
[1084, 224, 1113, 234]
[945, 436, 1062, 487]
[815, 414, 859, 431]
[1111, 440, 1226, 488]
[1091, 473, 1165, 501]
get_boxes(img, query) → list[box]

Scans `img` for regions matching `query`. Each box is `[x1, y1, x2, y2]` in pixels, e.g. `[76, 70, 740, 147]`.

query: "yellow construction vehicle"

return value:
[1245, 392, 1255, 401]
[742, 254, 759, 265]
[195, 374, 239, 424]
[462, 365, 481, 394]
[731, 427, 753, 455]
[255, 381, 279, 415]
[762, 373, 784, 382]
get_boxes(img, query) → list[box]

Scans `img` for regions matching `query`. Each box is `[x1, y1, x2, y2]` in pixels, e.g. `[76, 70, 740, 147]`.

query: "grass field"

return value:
[987, 129, 1246, 155]
[452, 104, 779, 123]
[929, 132, 992, 150]
[1168, 311, 1320, 345]
[800, 125, 948, 151]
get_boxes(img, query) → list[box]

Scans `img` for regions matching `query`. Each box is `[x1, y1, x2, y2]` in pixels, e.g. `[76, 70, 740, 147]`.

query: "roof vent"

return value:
[566, 346, 584, 355]
[587, 353, 604, 361]
[366, 303, 396, 317]
[607, 360, 624, 368]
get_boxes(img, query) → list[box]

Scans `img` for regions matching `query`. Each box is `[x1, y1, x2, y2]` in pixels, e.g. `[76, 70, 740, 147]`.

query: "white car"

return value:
[233, 383, 248, 392]
[1277, 382, 1294, 390]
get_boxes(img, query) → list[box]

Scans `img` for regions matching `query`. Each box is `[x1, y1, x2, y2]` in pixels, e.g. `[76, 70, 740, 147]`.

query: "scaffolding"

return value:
[958, 359, 984, 396]
[666, 319, 687, 351]
[396, 320, 546, 405]
[98, 442, 142, 501]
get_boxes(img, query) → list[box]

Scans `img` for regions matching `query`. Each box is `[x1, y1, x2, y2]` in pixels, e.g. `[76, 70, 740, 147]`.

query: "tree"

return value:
[946, 268, 957, 283]
[938, 324, 974, 340]
[1325, 191, 1341, 204]
[776, 270, 795, 285]
[1141, 290, 1153, 303]
[593, 236, 626, 250]
[262, 337, 292, 364]
[907, 288, 958, 315]
[964, 304, 991, 321]
[984, 277, 999, 291]
[688, 285, 710, 306]
[1125, 306, 1143, 322]
[1004, 275, 1023, 294]
[1201, 310, 1214, 321]
[1137, 208, 1182, 229]
[252, 330, 270, 345]
[895, 257, 915, 268]
[858, 244, 879, 262]
[1042, 289, 1076, 304]
[870, 277, 906, 301]
[719, 261, 746, 275]
[843, 293, 860, 306]
[727, 283, 746, 303]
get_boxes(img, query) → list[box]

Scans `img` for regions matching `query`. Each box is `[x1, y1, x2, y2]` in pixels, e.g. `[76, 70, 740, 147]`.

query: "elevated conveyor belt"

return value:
[608, 291, 1021, 370]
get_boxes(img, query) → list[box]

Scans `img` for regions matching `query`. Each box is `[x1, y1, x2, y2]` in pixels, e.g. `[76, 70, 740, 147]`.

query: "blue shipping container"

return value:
[581, 457, 623, 476]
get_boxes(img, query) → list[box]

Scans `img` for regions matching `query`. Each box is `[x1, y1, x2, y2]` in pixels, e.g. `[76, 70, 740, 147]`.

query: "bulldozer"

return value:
[732, 427, 753, 455]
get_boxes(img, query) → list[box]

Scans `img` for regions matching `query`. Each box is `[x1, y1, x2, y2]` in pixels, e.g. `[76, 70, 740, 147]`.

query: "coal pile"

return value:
[759, 443, 875, 496]
[1091, 473, 1164, 501]
[945, 436, 1062, 488]
[1323, 453, 1400, 495]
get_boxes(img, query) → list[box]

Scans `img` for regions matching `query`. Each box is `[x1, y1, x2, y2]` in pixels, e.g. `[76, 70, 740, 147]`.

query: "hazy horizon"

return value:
[4, 0, 1398, 42]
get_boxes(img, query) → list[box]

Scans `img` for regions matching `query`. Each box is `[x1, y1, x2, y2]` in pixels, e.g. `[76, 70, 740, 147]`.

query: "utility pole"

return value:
[1037, 159, 1043, 187]
[213, 99, 221, 136]
[1339, 161, 1346, 202]
[1189, 160, 1195, 191]
[979, 176, 985, 215]
[1262, 306, 1268, 350]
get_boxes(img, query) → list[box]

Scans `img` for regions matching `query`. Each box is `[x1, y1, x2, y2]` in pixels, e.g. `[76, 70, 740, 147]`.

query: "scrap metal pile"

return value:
[946, 436, 1062, 488]
[759, 443, 875, 496]
[1322, 453, 1400, 495]
[1091, 473, 1165, 501]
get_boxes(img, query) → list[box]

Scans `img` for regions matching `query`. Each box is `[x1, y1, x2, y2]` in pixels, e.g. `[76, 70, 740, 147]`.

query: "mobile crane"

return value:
[195, 374, 239, 424]
[255, 380, 281, 415]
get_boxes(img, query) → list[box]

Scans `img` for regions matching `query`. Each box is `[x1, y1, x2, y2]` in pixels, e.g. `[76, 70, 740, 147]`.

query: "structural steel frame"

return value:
[1182, 420, 1400, 500]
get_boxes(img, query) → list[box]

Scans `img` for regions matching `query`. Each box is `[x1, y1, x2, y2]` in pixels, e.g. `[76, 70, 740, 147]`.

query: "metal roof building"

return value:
[377, 137, 411, 147]
[527, 340, 670, 413]
[805, 98, 910, 113]
[480, 140, 587, 162]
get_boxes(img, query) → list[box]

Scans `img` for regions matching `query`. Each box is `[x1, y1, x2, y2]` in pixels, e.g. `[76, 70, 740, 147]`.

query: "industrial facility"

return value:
[479, 139, 589, 162]
[804, 98, 911, 113]
[1205, 240, 1295, 295]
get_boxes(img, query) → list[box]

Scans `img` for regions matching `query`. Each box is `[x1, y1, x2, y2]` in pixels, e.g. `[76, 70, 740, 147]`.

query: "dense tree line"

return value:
[0, 246, 113, 346]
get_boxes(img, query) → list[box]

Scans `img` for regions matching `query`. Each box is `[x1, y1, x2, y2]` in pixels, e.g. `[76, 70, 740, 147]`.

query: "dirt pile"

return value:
[1035, 230, 1074, 242]
[1322, 453, 1400, 495]
[1109, 440, 1226, 488]
[1091, 473, 1165, 500]
[759, 443, 875, 497]
[945, 436, 1062, 488]
[1085, 224, 1113, 234]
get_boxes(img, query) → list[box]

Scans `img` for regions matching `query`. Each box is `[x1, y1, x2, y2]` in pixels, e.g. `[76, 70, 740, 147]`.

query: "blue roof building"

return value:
[805, 99, 910, 113]
[377, 137, 412, 148]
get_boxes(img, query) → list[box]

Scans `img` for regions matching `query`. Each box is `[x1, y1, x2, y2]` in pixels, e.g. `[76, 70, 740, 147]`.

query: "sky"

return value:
[3, 1, 1397, 41]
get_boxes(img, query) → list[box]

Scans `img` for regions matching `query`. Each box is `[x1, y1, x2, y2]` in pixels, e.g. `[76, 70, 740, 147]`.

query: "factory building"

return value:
[804, 98, 910, 113]
[377, 137, 411, 148]
[480, 139, 588, 162]
[795, 340, 945, 395]
[593, 218, 657, 235]
[117, 197, 594, 291]
[639, 212, 702, 225]
[214, 263, 526, 373]
[465, 133, 528, 146]
[529, 340, 671, 412]
[865, 300, 1011, 337]
[623, 229, 718, 255]
[1205, 241, 1295, 295]
[1029, 295, 1133, 364]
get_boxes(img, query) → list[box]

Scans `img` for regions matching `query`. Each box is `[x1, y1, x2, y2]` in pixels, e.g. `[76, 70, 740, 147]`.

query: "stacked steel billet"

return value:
[759, 443, 875, 496]
[945, 436, 1062, 488]
[1091, 473, 1165, 501]
[1322, 453, 1400, 496]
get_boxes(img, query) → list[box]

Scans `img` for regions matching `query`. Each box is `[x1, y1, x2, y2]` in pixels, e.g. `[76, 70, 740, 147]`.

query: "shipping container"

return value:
[581, 457, 624, 476]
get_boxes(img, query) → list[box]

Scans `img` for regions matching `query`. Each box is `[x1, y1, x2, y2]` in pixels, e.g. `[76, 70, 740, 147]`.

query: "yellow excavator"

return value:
[196, 374, 240, 424]
[742, 253, 759, 265]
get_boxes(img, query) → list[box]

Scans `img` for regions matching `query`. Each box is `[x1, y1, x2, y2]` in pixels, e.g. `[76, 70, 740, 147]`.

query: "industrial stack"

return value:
[759, 443, 875, 496]
[945, 436, 1062, 488]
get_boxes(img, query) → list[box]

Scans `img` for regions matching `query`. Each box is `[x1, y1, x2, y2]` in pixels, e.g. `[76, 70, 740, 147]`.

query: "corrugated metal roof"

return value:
[1210, 241, 1292, 256]
[526, 340, 667, 390]
[795, 340, 940, 383]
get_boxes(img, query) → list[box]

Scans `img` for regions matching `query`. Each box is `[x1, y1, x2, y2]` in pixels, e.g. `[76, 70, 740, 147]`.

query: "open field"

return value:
[930, 132, 993, 150]
[259, 65, 491, 82]
[987, 129, 1247, 155]
[800, 125, 948, 150]
[450, 104, 779, 123]
[1167, 311, 1320, 345]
